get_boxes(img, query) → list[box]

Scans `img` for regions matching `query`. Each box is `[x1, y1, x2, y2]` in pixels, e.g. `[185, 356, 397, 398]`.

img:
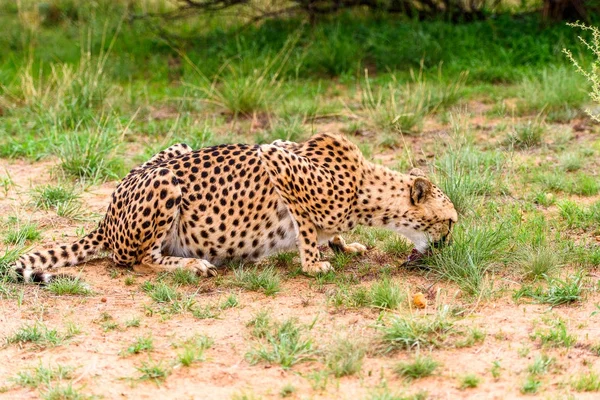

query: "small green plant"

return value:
[521, 376, 541, 394]
[324, 338, 365, 377]
[41, 384, 92, 400]
[125, 317, 141, 328]
[191, 305, 220, 320]
[167, 268, 200, 286]
[232, 266, 281, 296]
[380, 307, 455, 352]
[571, 370, 600, 392]
[527, 354, 554, 375]
[518, 245, 563, 281]
[370, 278, 403, 310]
[220, 293, 239, 309]
[491, 361, 501, 379]
[247, 310, 272, 338]
[136, 359, 170, 384]
[13, 364, 74, 388]
[124, 336, 154, 355]
[246, 318, 315, 369]
[505, 120, 544, 149]
[532, 318, 576, 348]
[31, 184, 83, 218]
[145, 282, 180, 303]
[176, 335, 213, 367]
[55, 123, 125, 182]
[306, 369, 329, 391]
[279, 383, 296, 398]
[424, 223, 510, 296]
[514, 273, 584, 306]
[328, 284, 370, 308]
[394, 355, 439, 381]
[382, 236, 413, 257]
[459, 373, 480, 389]
[6, 322, 67, 348]
[456, 327, 486, 348]
[46, 277, 90, 296]
[4, 221, 41, 245]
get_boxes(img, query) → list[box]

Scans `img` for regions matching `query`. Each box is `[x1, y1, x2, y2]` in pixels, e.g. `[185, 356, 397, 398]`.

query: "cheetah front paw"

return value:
[329, 235, 367, 255]
[343, 242, 367, 254]
[186, 259, 218, 277]
[302, 261, 332, 275]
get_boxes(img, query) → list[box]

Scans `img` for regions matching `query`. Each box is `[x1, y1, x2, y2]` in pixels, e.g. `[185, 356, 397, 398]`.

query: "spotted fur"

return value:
[12, 133, 457, 282]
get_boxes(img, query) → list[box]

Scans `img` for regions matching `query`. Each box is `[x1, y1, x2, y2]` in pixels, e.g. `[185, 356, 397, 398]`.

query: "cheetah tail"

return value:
[12, 228, 106, 284]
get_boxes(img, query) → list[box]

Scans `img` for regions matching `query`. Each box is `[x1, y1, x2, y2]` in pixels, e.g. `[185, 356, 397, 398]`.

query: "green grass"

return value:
[505, 119, 544, 149]
[13, 364, 74, 388]
[54, 121, 126, 182]
[328, 284, 370, 308]
[527, 354, 554, 375]
[532, 318, 576, 348]
[514, 273, 584, 306]
[246, 318, 315, 369]
[370, 278, 403, 310]
[6, 322, 74, 348]
[459, 374, 481, 389]
[166, 268, 200, 286]
[521, 376, 542, 394]
[572, 371, 600, 392]
[124, 336, 154, 355]
[394, 355, 439, 381]
[46, 277, 91, 296]
[143, 281, 180, 303]
[434, 142, 504, 215]
[31, 184, 83, 218]
[136, 359, 170, 385]
[41, 384, 92, 400]
[176, 335, 214, 367]
[247, 310, 272, 338]
[518, 245, 563, 281]
[379, 308, 455, 352]
[324, 338, 365, 377]
[517, 66, 587, 121]
[220, 293, 240, 309]
[4, 221, 41, 245]
[232, 265, 281, 296]
[424, 222, 510, 296]
[280, 384, 296, 398]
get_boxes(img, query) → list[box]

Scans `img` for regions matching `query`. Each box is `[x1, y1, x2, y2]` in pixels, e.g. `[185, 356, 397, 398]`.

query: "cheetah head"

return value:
[359, 167, 458, 253]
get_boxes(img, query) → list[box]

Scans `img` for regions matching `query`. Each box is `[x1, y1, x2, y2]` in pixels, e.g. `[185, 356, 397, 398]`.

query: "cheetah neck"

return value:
[353, 163, 429, 251]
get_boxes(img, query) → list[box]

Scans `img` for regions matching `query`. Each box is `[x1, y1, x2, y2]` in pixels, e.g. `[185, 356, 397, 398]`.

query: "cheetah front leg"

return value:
[328, 235, 367, 255]
[290, 214, 332, 275]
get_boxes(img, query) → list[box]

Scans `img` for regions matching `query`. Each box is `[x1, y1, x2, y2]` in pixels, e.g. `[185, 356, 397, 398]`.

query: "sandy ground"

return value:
[1, 132, 600, 400]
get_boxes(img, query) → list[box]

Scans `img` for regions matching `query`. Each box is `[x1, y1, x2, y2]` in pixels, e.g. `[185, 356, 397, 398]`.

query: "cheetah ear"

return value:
[410, 177, 432, 205]
[409, 168, 426, 177]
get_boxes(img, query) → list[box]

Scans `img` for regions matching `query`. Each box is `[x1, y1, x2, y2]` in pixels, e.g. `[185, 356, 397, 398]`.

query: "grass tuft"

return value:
[394, 355, 439, 381]
[46, 277, 90, 296]
[232, 265, 281, 296]
[324, 338, 365, 377]
[246, 318, 315, 369]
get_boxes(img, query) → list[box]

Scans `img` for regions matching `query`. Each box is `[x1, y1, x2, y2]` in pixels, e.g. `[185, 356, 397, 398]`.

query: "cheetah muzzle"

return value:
[11, 133, 458, 283]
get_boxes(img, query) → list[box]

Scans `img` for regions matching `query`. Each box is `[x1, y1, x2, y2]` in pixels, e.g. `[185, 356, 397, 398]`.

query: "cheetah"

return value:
[12, 132, 458, 283]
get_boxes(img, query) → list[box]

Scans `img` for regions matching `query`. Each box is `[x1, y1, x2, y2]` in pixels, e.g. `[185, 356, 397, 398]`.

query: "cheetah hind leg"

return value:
[134, 168, 217, 278]
[328, 235, 367, 255]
